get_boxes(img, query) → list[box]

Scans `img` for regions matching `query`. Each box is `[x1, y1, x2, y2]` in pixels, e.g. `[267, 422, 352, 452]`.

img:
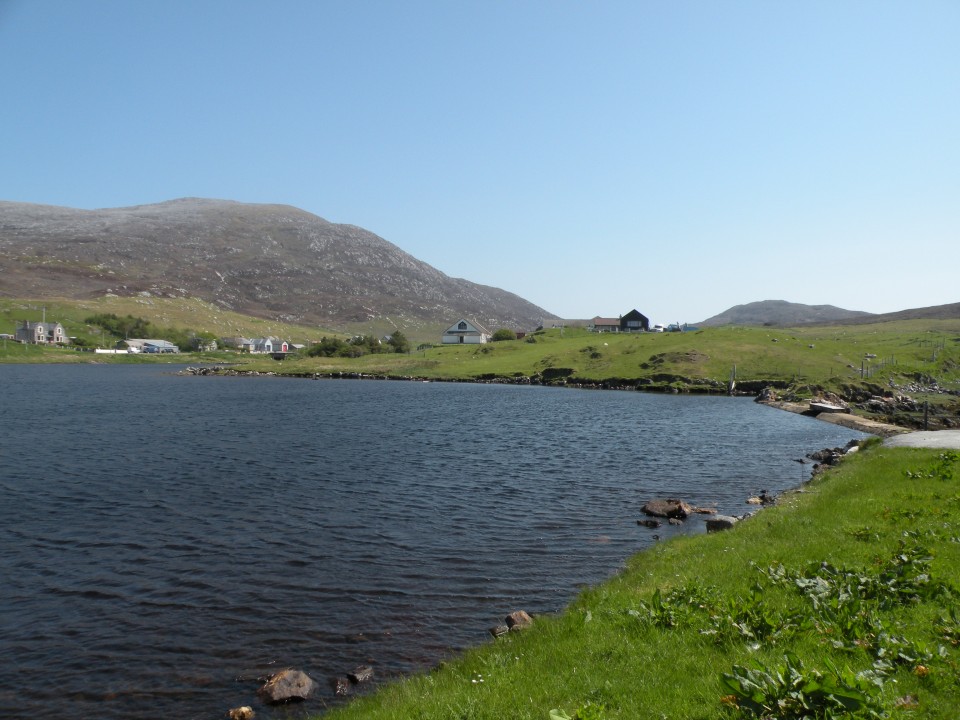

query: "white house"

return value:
[442, 319, 491, 344]
[15, 320, 69, 345]
[251, 337, 290, 353]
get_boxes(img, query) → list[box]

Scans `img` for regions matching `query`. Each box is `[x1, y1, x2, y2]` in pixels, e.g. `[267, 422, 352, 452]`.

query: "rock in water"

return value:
[331, 676, 351, 696]
[257, 669, 316, 704]
[227, 707, 255, 720]
[641, 499, 691, 519]
[348, 665, 374, 684]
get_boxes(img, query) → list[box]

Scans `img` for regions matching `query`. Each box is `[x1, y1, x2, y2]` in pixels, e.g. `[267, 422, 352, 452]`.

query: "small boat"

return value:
[810, 401, 849, 414]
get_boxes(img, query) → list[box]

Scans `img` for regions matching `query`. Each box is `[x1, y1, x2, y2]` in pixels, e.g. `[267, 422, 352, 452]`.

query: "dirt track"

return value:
[883, 430, 960, 449]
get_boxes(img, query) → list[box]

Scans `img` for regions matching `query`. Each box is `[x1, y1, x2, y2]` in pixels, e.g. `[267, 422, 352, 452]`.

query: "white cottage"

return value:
[442, 319, 491, 344]
[15, 320, 69, 345]
[251, 337, 290, 353]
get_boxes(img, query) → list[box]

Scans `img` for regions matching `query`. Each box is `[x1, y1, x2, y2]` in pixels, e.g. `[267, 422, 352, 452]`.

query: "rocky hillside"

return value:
[0, 198, 556, 333]
[700, 300, 875, 326]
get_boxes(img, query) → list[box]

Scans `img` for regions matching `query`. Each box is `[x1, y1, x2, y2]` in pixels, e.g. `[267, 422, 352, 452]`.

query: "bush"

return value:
[491, 328, 517, 342]
[305, 337, 352, 357]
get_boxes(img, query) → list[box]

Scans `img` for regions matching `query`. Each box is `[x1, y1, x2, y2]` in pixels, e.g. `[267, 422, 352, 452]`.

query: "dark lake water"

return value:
[0, 364, 867, 719]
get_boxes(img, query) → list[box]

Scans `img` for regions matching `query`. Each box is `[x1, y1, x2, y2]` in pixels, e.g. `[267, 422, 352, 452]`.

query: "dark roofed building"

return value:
[620, 309, 650, 332]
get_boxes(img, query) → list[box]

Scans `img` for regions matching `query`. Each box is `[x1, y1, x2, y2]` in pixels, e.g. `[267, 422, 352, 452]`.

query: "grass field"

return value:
[315, 444, 960, 719]
[270, 322, 960, 388]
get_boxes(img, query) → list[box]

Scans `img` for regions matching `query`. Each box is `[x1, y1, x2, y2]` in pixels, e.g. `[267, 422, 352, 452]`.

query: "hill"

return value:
[699, 299, 874, 327]
[833, 301, 960, 324]
[0, 198, 557, 337]
[701, 299, 960, 327]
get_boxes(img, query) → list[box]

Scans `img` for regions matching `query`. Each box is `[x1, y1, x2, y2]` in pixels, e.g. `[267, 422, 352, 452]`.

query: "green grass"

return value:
[317, 445, 960, 719]
[261, 322, 960, 388]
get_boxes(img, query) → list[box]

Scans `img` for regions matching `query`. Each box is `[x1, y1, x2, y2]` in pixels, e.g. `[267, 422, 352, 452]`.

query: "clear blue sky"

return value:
[1, 1, 957, 323]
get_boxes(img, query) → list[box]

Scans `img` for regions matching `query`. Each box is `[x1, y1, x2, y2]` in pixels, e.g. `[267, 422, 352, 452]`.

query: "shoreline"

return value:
[756, 399, 908, 437]
[184, 365, 916, 437]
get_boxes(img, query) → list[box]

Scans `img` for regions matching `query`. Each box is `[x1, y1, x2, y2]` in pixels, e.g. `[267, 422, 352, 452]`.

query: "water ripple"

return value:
[0, 365, 866, 720]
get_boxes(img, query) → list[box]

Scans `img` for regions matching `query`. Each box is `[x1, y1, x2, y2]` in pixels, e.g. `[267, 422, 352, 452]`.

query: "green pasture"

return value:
[251, 321, 960, 392]
[317, 444, 960, 719]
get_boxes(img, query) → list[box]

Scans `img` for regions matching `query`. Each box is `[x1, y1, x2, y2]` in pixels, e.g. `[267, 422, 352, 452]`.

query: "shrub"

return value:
[491, 328, 517, 342]
[386, 330, 410, 353]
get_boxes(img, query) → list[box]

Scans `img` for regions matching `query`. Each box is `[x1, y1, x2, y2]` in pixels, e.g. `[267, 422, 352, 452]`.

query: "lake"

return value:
[0, 364, 867, 719]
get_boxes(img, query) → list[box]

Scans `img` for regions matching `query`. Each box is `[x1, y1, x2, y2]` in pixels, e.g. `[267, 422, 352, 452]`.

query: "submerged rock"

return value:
[331, 676, 351, 696]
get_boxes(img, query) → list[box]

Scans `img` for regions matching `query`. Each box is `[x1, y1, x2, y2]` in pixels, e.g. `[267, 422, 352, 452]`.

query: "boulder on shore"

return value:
[505, 610, 533, 630]
[489, 624, 510, 638]
[706, 515, 739, 532]
[257, 669, 316, 704]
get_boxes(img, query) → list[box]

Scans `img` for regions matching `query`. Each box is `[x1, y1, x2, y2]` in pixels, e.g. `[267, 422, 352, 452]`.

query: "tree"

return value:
[305, 337, 351, 357]
[387, 330, 410, 353]
[491, 328, 517, 342]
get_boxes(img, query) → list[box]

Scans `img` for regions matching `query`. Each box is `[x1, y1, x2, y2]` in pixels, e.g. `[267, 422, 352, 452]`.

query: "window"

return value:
[458, 322, 467, 330]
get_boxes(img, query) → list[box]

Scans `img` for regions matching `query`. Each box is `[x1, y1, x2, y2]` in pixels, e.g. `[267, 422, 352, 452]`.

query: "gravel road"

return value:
[884, 430, 960, 449]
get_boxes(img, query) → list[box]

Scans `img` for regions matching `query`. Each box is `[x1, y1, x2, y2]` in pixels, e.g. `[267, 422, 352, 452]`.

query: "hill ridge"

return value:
[0, 198, 557, 333]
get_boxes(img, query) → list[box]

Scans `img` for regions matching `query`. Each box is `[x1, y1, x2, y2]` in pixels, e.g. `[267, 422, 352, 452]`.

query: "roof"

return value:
[125, 338, 178, 349]
[444, 318, 492, 335]
[19, 320, 64, 329]
[590, 317, 620, 325]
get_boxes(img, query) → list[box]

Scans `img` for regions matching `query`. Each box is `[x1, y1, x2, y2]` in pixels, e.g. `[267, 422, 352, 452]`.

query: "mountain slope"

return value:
[700, 299, 875, 326]
[0, 198, 556, 332]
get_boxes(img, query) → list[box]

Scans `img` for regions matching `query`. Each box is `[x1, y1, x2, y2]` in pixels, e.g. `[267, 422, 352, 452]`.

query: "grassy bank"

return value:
[247, 321, 960, 388]
[316, 444, 959, 719]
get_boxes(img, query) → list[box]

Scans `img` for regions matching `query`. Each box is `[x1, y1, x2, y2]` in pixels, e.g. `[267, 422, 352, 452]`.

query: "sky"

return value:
[1, 1, 958, 324]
